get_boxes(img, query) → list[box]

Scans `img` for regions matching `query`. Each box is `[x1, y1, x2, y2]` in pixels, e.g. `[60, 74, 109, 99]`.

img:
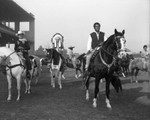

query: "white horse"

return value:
[0, 47, 33, 101]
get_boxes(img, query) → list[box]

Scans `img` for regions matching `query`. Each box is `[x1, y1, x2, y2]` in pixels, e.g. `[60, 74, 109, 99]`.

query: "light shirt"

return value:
[68, 50, 74, 59]
[87, 32, 107, 51]
[141, 50, 149, 59]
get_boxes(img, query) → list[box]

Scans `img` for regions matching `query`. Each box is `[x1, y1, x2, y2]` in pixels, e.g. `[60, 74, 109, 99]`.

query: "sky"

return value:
[14, 0, 149, 53]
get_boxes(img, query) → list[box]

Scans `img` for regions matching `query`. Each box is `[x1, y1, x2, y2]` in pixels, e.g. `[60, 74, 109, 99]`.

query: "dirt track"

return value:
[0, 67, 150, 120]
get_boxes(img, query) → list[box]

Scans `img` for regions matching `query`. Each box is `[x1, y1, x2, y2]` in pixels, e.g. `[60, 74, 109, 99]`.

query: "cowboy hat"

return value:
[68, 46, 75, 50]
[17, 31, 25, 35]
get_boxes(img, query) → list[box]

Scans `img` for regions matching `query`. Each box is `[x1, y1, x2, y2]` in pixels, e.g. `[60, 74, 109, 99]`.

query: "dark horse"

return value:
[119, 53, 134, 76]
[46, 48, 65, 89]
[65, 53, 86, 79]
[84, 29, 126, 109]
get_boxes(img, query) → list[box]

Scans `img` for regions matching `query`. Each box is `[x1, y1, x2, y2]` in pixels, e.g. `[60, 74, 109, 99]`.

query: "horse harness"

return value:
[0, 51, 25, 78]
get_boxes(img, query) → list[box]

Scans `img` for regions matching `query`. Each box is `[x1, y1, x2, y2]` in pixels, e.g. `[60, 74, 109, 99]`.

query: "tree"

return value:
[35, 45, 46, 57]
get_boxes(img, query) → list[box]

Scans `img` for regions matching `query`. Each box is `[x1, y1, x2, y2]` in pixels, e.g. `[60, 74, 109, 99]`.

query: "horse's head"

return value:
[113, 29, 126, 58]
[46, 48, 54, 61]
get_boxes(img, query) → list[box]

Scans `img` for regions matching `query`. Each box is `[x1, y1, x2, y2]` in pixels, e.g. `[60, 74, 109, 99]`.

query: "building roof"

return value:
[0, 0, 34, 21]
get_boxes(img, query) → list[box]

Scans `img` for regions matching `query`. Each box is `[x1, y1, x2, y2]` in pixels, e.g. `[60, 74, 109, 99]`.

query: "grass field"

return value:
[0, 67, 150, 120]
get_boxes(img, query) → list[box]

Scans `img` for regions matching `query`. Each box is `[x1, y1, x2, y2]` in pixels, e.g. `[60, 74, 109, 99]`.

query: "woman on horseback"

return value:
[51, 33, 64, 55]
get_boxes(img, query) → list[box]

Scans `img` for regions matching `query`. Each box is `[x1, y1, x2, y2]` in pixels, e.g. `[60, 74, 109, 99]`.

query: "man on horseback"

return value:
[68, 46, 76, 68]
[141, 45, 149, 71]
[85, 22, 107, 74]
[51, 33, 66, 71]
[51, 33, 64, 55]
[14, 30, 31, 78]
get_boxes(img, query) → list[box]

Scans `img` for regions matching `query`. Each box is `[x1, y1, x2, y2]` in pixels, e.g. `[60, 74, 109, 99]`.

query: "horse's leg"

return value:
[93, 76, 100, 108]
[24, 78, 28, 94]
[75, 68, 78, 79]
[85, 76, 90, 100]
[27, 79, 31, 94]
[50, 69, 55, 88]
[58, 71, 62, 89]
[105, 78, 111, 109]
[130, 69, 134, 83]
[135, 69, 139, 83]
[6, 75, 12, 101]
[78, 68, 82, 78]
[61, 70, 65, 79]
[16, 75, 22, 101]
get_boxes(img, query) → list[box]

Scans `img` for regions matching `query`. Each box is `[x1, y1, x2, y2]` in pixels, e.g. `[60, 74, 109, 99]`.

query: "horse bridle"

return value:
[0, 51, 24, 70]
[99, 35, 125, 72]
[99, 48, 115, 72]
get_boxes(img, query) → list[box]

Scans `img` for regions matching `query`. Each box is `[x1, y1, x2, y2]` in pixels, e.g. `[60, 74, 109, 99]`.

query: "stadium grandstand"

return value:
[0, 0, 35, 54]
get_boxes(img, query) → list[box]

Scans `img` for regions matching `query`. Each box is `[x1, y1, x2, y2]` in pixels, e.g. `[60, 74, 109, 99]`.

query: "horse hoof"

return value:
[86, 97, 89, 101]
[107, 105, 112, 110]
[25, 90, 28, 94]
[7, 98, 11, 102]
[75, 75, 78, 79]
[93, 103, 97, 108]
[28, 90, 31, 94]
[78, 74, 82, 78]
[16, 97, 20, 101]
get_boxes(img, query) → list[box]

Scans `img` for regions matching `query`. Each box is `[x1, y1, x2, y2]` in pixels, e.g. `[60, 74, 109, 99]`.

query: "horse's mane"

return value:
[103, 34, 115, 48]
[77, 53, 85, 61]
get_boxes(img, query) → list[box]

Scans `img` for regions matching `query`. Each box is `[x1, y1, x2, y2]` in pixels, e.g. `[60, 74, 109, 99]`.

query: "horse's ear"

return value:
[122, 30, 125, 35]
[114, 29, 118, 34]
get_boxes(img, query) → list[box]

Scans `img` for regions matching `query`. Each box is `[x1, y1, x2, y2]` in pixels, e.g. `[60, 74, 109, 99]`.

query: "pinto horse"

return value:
[29, 55, 41, 84]
[84, 29, 126, 109]
[65, 53, 86, 79]
[0, 47, 34, 101]
[46, 48, 65, 89]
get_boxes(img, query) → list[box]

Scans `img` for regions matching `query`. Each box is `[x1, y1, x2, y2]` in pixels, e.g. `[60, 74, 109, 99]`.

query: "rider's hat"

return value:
[17, 31, 25, 36]
[68, 46, 75, 50]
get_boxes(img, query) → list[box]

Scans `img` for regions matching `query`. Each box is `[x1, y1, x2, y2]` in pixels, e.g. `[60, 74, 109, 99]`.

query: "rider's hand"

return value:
[18, 46, 24, 49]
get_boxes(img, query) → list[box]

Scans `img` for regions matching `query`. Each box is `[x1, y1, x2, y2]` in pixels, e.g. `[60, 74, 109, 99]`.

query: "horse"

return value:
[119, 53, 134, 76]
[83, 29, 126, 109]
[129, 57, 150, 83]
[65, 53, 86, 79]
[45, 48, 65, 89]
[0, 47, 34, 101]
[29, 55, 41, 84]
[40, 57, 50, 70]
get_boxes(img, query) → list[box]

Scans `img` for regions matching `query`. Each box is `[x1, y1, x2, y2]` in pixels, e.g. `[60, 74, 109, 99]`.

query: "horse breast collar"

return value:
[99, 48, 115, 72]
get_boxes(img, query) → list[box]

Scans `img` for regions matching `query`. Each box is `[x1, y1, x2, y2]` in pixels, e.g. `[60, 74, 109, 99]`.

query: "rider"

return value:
[68, 46, 76, 68]
[51, 33, 64, 55]
[51, 33, 66, 70]
[141, 45, 149, 71]
[85, 22, 107, 74]
[14, 30, 31, 78]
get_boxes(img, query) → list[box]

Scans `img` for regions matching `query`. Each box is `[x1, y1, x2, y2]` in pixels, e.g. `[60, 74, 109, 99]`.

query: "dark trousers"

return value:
[23, 52, 31, 70]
